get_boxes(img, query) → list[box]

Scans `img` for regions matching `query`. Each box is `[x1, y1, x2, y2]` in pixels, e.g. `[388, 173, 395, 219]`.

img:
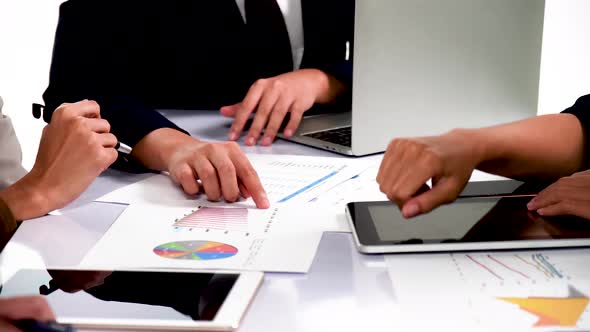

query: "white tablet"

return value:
[346, 196, 590, 254]
[0, 268, 263, 331]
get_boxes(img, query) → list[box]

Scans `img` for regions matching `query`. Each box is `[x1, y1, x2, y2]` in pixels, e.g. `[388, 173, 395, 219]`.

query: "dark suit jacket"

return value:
[42, 0, 355, 150]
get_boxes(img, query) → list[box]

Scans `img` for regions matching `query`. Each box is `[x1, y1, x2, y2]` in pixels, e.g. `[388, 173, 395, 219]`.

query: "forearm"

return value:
[132, 128, 197, 172]
[464, 113, 585, 179]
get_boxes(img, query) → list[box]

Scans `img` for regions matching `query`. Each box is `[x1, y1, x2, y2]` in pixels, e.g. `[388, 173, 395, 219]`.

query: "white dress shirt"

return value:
[0, 96, 26, 190]
[235, 0, 305, 70]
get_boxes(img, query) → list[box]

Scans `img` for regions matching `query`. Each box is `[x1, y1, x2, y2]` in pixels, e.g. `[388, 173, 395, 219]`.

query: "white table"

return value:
[6, 110, 399, 331]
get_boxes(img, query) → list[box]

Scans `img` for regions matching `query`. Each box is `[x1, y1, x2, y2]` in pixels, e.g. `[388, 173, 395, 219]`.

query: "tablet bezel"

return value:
[346, 200, 590, 254]
[2, 267, 263, 331]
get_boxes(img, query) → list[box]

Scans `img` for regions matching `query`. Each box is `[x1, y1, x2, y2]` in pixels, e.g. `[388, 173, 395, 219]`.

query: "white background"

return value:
[0, 0, 588, 170]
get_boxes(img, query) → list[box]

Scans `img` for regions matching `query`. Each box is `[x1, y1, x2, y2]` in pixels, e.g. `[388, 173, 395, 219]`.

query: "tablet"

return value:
[346, 196, 590, 254]
[0, 268, 263, 331]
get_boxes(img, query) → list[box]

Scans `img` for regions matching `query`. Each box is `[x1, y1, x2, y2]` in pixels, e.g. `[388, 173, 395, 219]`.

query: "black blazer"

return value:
[42, 0, 355, 148]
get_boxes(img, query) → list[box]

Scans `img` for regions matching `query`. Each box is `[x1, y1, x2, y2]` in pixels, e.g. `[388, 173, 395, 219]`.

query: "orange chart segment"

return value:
[499, 297, 589, 327]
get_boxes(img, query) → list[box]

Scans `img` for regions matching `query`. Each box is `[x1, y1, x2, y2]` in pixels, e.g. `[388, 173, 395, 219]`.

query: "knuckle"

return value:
[178, 167, 194, 183]
[87, 99, 99, 108]
[254, 79, 267, 88]
[87, 134, 99, 148]
[218, 161, 236, 175]
[199, 165, 216, 181]
[271, 79, 284, 90]
[422, 152, 441, 169]
[224, 141, 240, 150]
[203, 143, 218, 155]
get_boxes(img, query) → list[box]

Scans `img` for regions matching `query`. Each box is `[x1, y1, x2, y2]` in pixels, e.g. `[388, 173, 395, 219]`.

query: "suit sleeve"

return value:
[561, 94, 590, 169]
[42, 1, 189, 150]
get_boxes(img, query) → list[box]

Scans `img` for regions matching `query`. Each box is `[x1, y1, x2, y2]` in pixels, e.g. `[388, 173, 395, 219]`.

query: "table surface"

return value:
[5, 110, 497, 331]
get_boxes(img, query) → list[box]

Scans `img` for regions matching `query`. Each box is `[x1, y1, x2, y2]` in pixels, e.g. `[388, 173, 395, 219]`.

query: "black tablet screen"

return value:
[350, 196, 590, 245]
[0, 269, 238, 321]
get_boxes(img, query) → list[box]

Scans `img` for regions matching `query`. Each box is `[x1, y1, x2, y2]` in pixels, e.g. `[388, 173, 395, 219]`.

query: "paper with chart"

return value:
[96, 154, 372, 207]
[81, 203, 322, 273]
[385, 250, 590, 331]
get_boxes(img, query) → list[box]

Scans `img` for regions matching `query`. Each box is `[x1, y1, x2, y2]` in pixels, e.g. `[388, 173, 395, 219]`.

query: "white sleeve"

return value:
[0, 96, 27, 190]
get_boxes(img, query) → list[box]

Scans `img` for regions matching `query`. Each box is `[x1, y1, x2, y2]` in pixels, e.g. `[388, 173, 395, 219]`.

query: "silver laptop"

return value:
[280, 0, 545, 156]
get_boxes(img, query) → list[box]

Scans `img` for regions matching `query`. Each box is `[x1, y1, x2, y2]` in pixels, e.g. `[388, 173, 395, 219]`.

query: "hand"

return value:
[167, 137, 269, 209]
[376, 129, 483, 218]
[0, 100, 118, 220]
[527, 170, 590, 219]
[0, 296, 55, 332]
[48, 270, 112, 293]
[220, 69, 343, 146]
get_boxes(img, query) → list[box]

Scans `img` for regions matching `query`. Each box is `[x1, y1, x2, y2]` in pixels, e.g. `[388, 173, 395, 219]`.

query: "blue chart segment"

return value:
[153, 241, 238, 261]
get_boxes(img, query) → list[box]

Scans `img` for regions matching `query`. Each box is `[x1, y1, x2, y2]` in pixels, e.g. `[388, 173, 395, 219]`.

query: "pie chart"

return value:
[153, 241, 238, 260]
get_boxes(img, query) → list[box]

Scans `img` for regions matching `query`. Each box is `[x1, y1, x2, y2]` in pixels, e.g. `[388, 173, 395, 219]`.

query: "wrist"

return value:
[302, 69, 342, 104]
[447, 128, 490, 167]
[0, 174, 50, 220]
[133, 128, 199, 172]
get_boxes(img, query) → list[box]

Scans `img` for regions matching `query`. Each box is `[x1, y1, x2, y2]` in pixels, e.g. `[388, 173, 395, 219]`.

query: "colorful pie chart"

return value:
[153, 241, 238, 260]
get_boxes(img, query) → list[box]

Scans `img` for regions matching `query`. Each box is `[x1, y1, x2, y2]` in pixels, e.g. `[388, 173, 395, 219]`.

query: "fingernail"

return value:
[229, 131, 238, 141]
[246, 137, 255, 145]
[403, 203, 420, 218]
[284, 129, 293, 137]
[261, 193, 270, 208]
[261, 136, 272, 146]
[537, 208, 545, 216]
[527, 199, 537, 210]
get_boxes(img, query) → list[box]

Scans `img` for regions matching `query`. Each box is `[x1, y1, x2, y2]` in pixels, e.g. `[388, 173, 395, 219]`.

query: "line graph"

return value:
[455, 253, 566, 284]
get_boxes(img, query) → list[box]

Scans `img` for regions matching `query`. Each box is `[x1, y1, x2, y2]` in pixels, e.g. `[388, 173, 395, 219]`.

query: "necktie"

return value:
[245, 0, 294, 78]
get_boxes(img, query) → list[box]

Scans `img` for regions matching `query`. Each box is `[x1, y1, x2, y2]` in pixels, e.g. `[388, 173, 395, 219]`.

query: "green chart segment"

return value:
[153, 241, 238, 260]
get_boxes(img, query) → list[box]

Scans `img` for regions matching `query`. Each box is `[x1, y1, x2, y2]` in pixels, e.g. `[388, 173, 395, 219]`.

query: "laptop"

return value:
[279, 0, 545, 156]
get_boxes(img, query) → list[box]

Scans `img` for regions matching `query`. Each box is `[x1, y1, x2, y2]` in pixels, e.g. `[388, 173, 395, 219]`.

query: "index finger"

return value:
[230, 84, 265, 139]
[230, 151, 269, 209]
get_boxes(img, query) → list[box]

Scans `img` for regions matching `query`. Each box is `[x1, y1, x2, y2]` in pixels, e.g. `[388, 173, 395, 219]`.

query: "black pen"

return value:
[13, 319, 76, 332]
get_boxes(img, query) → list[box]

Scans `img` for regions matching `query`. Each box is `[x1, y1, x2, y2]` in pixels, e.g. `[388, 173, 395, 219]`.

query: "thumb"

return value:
[401, 178, 462, 218]
[220, 103, 241, 118]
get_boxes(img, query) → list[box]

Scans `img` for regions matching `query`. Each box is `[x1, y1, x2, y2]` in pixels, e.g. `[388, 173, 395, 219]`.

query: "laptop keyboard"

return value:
[303, 127, 352, 147]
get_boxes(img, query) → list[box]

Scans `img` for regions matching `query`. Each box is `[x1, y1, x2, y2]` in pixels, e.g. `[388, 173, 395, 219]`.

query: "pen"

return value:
[13, 319, 76, 332]
[115, 141, 133, 155]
